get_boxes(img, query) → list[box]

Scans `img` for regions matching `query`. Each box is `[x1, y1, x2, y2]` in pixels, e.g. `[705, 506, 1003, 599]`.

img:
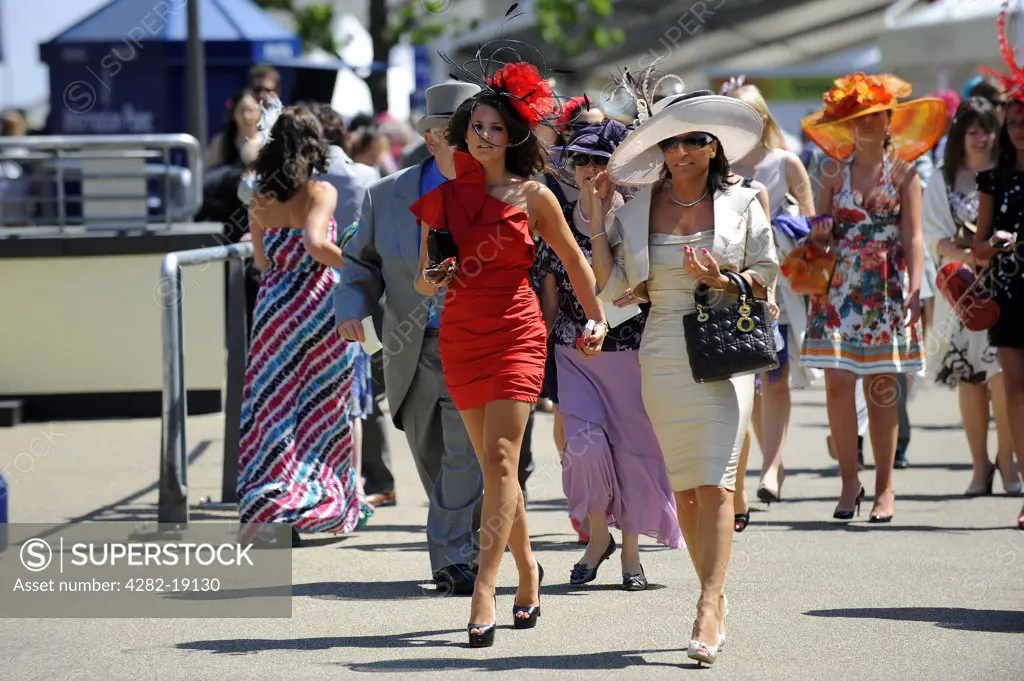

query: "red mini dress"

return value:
[410, 151, 547, 411]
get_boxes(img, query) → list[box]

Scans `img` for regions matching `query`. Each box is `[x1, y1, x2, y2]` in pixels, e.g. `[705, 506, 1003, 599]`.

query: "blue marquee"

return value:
[40, 0, 303, 138]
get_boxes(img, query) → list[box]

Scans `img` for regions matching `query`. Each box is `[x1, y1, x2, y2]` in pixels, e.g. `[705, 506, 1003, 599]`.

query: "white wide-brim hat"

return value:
[607, 91, 764, 186]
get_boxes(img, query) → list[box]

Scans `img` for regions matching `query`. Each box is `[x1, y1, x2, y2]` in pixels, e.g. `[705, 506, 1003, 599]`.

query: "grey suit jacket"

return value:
[321, 145, 381, 229]
[334, 160, 440, 430]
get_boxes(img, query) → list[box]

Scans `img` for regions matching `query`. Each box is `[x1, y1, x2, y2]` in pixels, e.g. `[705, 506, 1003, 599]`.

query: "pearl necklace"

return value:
[668, 188, 708, 207]
[575, 200, 591, 224]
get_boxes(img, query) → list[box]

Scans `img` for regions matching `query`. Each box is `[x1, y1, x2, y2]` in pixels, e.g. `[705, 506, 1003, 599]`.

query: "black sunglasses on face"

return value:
[658, 133, 714, 152]
[568, 153, 609, 167]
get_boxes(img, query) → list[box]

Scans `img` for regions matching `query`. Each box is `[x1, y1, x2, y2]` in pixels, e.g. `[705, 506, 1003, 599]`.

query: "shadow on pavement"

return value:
[177, 629, 466, 654]
[751, 519, 1014, 533]
[356, 524, 428, 534]
[292, 580, 438, 600]
[804, 607, 1024, 634]
[342, 649, 686, 673]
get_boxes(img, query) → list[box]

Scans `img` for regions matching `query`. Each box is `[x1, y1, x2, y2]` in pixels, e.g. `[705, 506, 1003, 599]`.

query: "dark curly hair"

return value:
[445, 91, 546, 179]
[251, 106, 329, 203]
[659, 134, 738, 195]
[310, 102, 348, 149]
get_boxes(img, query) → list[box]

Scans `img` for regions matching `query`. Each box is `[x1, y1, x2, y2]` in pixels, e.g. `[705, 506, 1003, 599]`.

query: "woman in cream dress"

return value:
[588, 83, 776, 666]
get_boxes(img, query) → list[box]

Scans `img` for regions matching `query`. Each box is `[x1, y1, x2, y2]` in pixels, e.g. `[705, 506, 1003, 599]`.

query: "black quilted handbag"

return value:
[682, 270, 779, 383]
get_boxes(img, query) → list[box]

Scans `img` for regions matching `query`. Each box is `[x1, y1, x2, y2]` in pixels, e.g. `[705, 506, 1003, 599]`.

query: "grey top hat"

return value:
[415, 82, 482, 135]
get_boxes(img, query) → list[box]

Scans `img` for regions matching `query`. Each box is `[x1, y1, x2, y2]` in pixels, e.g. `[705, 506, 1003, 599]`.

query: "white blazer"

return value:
[598, 182, 779, 304]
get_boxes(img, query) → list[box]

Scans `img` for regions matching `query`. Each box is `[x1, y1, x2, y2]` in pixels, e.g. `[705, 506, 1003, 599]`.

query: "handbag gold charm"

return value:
[697, 304, 709, 323]
[736, 297, 754, 332]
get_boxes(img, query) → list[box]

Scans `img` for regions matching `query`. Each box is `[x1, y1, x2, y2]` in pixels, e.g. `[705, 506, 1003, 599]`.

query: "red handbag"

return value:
[936, 261, 1000, 332]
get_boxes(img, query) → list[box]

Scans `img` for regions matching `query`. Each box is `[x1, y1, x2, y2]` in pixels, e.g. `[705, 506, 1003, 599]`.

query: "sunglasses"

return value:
[568, 153, 609, 167]
[658, 133, 715, 152]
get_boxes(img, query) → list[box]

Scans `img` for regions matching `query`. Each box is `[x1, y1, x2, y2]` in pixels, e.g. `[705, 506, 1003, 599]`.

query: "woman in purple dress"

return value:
[540, 121, 683, 590]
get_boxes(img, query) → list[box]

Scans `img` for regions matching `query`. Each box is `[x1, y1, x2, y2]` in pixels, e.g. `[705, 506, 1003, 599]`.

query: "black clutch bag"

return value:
[426, 228, 458, 268]
[682, 270, 779, 383]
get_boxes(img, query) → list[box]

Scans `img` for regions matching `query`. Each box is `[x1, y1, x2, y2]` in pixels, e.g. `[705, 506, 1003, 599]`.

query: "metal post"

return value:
[157, 242, 253, 525]
[200, 258, 248, 509]
[157, 254, 189, 524]
[186, 0, 207, 146]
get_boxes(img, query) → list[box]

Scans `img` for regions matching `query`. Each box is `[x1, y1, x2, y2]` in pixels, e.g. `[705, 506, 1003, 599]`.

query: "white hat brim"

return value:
[608, 96, 764, 186]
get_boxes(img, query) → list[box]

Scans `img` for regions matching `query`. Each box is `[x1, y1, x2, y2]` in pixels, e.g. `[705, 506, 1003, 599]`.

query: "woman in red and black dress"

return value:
[410, 63, 608, 647]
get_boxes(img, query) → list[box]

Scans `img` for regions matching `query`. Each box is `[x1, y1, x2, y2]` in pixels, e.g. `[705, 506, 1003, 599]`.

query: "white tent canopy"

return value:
[879, 0, 1023, 73]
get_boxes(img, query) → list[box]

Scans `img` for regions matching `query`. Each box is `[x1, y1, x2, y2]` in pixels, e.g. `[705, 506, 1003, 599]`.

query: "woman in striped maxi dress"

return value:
[237, 103, 371, 545]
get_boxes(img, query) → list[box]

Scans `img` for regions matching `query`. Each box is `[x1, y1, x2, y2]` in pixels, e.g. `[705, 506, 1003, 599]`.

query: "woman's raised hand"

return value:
[684, 246, 729, 289]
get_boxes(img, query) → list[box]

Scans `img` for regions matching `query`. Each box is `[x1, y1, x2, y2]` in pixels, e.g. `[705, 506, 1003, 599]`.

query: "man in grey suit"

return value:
[312, 103, 398, 503]
[335, 83, 483, 595]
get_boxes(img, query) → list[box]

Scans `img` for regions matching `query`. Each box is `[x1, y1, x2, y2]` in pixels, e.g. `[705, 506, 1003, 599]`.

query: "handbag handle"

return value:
[693, 269, 753, 306]
[693, 270, 758, 332]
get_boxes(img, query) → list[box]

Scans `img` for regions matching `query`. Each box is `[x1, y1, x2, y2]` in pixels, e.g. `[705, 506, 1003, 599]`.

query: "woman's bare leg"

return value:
[692, 485, 733, 646]
[733, 433, 750, 516]
[619, 532, 642, 575]
[824, 369, 861, 509]
[959, 381, 992, 490]
[465, 399, 536, 632]
[758, 364, 791, 496]
[997, 350, 1024, 488]
[675, 489, 701, 580]
[989, 374, 1021, 491]
[863, 374, 900, 517]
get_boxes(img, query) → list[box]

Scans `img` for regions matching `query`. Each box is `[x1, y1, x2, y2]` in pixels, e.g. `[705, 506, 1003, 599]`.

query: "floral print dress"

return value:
[802, 158, 924, 374]
[933, 183, 1001, 387]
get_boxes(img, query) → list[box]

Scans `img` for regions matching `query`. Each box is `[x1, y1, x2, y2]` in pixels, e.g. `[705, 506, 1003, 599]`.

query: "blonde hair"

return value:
[730, 84, 786, 151]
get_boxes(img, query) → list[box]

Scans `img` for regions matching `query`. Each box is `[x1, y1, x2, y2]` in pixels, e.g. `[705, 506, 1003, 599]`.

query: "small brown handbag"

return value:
[780, 240, 838, 295]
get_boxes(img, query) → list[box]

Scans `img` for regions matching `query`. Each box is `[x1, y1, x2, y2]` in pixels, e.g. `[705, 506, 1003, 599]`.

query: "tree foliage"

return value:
[255, 0, 621, 61]
[253, 0, 622, 111]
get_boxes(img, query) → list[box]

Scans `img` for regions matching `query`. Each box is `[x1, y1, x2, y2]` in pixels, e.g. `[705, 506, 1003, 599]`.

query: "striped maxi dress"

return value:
[237, 218, 368, 534]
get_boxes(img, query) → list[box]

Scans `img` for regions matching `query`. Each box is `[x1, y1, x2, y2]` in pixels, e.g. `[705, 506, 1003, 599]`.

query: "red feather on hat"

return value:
[980, 0, 1024, 104]
[487, 62, 556, 128]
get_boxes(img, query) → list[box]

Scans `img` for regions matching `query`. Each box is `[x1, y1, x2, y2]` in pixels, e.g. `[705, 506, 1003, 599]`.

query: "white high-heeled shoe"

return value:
[687, 639, 718, 666]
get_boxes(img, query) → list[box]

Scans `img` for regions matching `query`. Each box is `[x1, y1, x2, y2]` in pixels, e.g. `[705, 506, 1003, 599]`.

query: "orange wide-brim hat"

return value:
[801, 73, 948, 162]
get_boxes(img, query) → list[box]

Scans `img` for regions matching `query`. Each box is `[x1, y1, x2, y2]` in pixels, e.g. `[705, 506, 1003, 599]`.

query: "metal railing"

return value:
[158, 241, 253, 525]
[0, 134, 202, 230]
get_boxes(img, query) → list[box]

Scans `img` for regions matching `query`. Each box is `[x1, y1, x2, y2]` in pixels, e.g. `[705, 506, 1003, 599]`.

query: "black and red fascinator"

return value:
[435, 3, 591, 147]
[981, 0, 1024, 104]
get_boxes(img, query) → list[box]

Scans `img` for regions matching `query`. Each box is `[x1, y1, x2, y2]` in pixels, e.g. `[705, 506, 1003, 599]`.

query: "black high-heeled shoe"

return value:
[468, 595, 497, 648]
[733, 512, 750, 532]
[512, 563, 544, 629]
[569, 535, 616, 584]
[833, 486, 865, 520]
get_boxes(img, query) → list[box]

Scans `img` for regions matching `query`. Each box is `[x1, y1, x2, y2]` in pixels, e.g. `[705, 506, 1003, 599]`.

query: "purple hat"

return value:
[552, 119, 629, 161]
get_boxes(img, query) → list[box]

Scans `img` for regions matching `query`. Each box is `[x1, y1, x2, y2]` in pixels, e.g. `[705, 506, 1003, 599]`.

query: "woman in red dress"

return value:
[410, 63, 609, 648]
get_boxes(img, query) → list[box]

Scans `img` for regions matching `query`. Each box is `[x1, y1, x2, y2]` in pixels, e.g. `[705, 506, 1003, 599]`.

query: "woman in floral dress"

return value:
[801, 73, 947, 523]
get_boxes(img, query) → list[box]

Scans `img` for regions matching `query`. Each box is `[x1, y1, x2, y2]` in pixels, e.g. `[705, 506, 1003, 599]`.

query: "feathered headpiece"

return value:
[980, 0, 1024, 104]
[603, 57, 686, 129]
[256, 93, 284, 148]
[435, 3, 589, 147]
[718, 75, 747, 96]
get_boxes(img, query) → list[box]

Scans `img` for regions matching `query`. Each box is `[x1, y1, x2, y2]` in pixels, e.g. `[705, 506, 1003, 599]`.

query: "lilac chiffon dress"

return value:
[537, 204, 683, 549]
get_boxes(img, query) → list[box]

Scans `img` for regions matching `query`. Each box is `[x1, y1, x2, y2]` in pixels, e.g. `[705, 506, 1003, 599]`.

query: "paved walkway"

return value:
[0, 382, 1022, 680]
